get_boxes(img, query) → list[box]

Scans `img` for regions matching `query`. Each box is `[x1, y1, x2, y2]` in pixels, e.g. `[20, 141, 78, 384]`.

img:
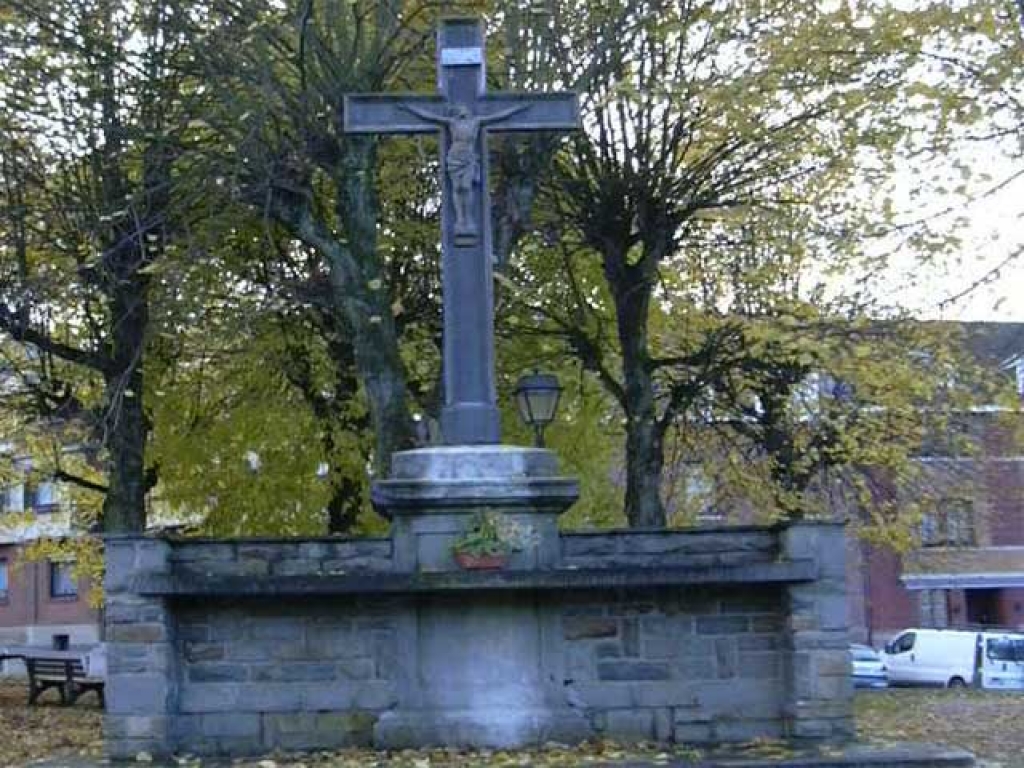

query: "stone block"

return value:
[595, 642, 621, 659]
[605, 709, 654, 741]
[235, 683, 304, 712]
[178, 684, 239, 713]
[178, 623, 210, 643]
[621, 619, 639, 656]
[714, 718, 782, 742]
[693, 681, 781, 719]
[135, 540, 171, 574]
[302, 683, 354, 710]
[352, 681, 399, 710]
[105, 736, 173, 761]
[184, 642, 224, 663]
[653, 708, 673, 742]
[597, 661, 670, 681]
[298, 541, 330, 560]
[750, 615, 783, 632]
[189, 663, 249, 683]
[106, 597, 165, 624]
[738, 634, 779, 652]
[630, 681, 692, 708]
[562, 535, 617, 557]
[248, 619, 304, 643]
[108, 622, 167, 644]
[373, 632, 399, 677]
[676, 655, 719, 681]
[714, 638, 736, 679]
[273, 558, 322, 576]
[564, 681, 633, 709]
[673, 721, 714, 745]
[812, 673, 853, 701]
[739, 652, 780, 679]
[337, 658, 375, 680]
[201, 713, 261, 738]
[171, 543, 236, 563]
[696, 616, 748, 635]
[105, 715, 171, 741]
[106, 674, 172, 715]
[565, 644, 594, 679]
[103, 542, 138, 593]
[564, 617, 617, 640]
[251, 662, 338, 683]
[814, 650, 853, 677]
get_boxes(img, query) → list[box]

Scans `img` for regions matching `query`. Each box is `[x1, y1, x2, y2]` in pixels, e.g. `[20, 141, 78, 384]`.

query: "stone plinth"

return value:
[103, 522, 852, 758]
[372, 445, 578, 572]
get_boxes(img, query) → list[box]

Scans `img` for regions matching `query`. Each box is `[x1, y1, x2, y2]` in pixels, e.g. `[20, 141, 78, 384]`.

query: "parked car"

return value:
[882, 628, 975, 688]
[881, 627, 1024, 690]
[850, 644, 888, 688]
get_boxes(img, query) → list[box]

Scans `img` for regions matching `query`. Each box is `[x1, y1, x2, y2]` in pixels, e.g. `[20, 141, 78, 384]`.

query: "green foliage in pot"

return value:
[452, 511, 538, 558]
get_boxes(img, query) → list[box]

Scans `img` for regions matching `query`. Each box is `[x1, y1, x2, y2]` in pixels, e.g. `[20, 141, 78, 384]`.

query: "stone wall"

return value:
[561, 587, 784, 743]
[104, 523, 852, 757]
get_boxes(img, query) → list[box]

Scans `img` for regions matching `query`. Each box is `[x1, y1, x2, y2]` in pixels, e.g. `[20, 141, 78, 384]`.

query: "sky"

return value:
[875, 163, 1024, 324]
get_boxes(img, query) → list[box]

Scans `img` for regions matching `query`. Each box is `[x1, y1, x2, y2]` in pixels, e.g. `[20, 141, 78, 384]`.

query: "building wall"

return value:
[853, 410, 1024, 643]
[0, 542, 100, 649]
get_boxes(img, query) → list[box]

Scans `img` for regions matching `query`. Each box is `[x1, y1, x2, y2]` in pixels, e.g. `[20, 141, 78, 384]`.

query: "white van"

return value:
[979, 633, 1024, 691]
[882, 629, 977, 688]
[883, 627, 1024, 689]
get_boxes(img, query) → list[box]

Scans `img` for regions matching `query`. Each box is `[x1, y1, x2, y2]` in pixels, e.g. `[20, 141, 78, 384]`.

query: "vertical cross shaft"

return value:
[437, 19, 498, 444]
[343, 19, 578, 446]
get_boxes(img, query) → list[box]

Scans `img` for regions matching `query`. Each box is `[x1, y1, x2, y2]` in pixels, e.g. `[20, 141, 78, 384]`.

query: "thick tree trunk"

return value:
[101, 271, 149, 533]
[332, 137, 416, 476]
[612, 268, 666, 528]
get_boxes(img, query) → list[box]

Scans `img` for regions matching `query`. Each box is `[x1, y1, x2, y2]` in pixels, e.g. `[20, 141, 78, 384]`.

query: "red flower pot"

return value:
[453, 551, 509, 570]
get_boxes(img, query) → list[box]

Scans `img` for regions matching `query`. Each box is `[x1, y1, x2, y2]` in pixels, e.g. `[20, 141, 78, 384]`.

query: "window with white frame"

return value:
[0, 558, 8, 601]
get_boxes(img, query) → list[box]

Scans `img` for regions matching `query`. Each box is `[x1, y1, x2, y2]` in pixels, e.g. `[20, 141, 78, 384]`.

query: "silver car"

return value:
[850, 643, 888, 688]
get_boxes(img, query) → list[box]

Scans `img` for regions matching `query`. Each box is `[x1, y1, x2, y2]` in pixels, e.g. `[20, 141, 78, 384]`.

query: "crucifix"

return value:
[344, 18, 579, 445]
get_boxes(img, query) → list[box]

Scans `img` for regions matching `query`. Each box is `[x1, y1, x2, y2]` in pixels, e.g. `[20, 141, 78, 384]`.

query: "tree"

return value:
[0, 0, 208, 532]
[505, 0, 1017, 527]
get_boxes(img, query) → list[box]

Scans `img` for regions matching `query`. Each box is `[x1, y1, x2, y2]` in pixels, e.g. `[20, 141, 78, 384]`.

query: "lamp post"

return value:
[514, 372, 563, 448]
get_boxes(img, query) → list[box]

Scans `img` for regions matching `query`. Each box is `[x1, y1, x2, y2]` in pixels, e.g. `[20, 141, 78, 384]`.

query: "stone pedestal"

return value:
[372, 445, 579, 573]
[371, 445, 589, 747]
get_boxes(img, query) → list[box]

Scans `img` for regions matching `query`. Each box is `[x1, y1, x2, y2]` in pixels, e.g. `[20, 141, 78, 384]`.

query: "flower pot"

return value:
[453, 551, 509, 570]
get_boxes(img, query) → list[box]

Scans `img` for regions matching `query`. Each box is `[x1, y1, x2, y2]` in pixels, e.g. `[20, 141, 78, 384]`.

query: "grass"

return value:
[2, 681, 1024, 766]
[856, 688, 1024, 767]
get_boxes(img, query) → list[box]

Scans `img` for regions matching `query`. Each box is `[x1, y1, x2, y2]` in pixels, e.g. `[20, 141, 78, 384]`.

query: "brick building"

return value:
[848, 322, 1024, 645]
[0, 494, 99, 664]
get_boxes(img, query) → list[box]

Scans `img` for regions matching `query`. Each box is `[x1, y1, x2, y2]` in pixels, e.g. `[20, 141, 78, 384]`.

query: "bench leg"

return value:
[28, 681, 64, 706]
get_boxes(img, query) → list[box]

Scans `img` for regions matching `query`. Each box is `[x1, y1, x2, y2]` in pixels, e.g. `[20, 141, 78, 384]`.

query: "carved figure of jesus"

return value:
[402, 102, 527, 241]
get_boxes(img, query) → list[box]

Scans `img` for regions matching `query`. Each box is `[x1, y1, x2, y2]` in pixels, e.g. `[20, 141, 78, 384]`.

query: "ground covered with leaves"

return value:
[855, 688, 1024, 767]
[0, 681, 103, 767]
[3, 683, 1024, 767]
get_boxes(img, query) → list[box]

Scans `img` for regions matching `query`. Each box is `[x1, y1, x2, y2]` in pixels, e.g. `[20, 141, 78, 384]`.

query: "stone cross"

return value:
[344, 18, 578, 445]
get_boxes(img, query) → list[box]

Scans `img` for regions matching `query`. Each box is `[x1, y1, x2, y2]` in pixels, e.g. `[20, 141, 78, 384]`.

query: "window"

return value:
[25, 480, 57, 511]
[986, 638, 1024, 662]
[1, 485, 24, 513]
[0, 559, 8, 601]
[49, 561, 77, 599]
[892, 632, 915, 654]
[921, 500, 975, 547]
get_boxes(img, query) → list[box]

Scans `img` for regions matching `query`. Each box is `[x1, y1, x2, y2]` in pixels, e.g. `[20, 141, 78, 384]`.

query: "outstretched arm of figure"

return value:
[480, 103, 529, 126]
[400, 103, 448, 124]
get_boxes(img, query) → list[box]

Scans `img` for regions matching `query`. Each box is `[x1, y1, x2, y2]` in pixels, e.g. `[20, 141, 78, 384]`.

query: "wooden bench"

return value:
[25, 656, 105, 706]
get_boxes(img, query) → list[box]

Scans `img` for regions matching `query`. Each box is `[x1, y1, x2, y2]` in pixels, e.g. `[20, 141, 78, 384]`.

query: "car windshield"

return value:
[851, 646, 879, 661]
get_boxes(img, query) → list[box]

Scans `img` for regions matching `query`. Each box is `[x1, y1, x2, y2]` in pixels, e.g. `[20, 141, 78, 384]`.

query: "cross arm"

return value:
[480, 92, 580, 132]
[342, 94, 446, 135]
